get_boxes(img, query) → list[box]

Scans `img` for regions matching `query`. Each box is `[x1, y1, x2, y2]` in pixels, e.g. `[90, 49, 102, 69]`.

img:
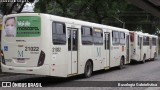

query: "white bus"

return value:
[1, 13, 130, 77]
[150, 34, 158, 60]
[130, 31, 158, 63]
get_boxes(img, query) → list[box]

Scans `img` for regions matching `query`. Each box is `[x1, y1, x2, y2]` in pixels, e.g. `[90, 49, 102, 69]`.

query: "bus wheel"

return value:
[84, 60, 93, 78]
[142, 54, 146, 63]
[153, 53, 157, 61]
[119, 57, 124, 69]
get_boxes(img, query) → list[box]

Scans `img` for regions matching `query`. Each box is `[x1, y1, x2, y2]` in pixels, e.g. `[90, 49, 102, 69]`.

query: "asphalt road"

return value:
[0, 56, 160, 90]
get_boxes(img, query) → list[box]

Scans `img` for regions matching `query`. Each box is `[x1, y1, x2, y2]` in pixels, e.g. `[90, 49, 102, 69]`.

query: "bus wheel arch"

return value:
[84, 59, 93, 78]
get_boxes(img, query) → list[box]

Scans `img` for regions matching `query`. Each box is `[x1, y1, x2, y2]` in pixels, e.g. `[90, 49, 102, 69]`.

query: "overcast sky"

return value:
[23, 0, 39, 12]
[22, 3, 34, 12]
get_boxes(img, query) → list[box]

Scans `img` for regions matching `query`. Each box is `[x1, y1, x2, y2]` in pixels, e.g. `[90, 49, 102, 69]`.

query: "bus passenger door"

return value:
[150, 38, 152, 59]
[68, 28, 78, 74]
[104, 32, 110, 68]
[126, 35, 130, 63]
[140, 37, 142, 60]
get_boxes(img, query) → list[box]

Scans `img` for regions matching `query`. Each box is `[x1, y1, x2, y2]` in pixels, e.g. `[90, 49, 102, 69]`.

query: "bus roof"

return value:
[150, 34, 158, 38]
[130, 31, 158, 38]
[4, 13, 129, 33]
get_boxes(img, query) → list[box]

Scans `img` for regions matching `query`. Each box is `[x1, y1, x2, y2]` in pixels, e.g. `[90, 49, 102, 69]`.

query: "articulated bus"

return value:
[1, 13, 130, 77]
[130, 31, 158, 63]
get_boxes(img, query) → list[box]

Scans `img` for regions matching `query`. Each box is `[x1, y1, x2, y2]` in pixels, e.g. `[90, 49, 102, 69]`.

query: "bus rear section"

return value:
[150, 35, 158, 60]
[130, 31, 158, 63]
[130, 31, 143, 62]
[1, 14, 50, 75]
[110, 29, 130, 68]
[142, 33, 151, 62]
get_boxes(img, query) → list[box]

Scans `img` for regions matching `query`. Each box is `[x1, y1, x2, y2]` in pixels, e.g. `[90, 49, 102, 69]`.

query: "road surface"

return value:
[0, 56, 160, 90]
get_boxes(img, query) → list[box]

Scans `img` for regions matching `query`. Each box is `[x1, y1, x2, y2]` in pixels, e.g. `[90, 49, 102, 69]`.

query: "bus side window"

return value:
[139, 37, 143, 49]
[152, 38, 156, 46]
[107, 34, 110, 49]
[112, 31, 119, 45]
[72, 30, 78, 51]
[104, 34, 107, 49]
[105, 33, 110, 49]
[143, 36, 149, 46]
[146, 37, 149, 46]
[52, 22, 66, 45]
[138, 36, 140, 46]
[119, 32, 125, 45]
[68, 30, 71, 50]
[81, 26, 93, 45]
[129, 32, 134, 42]
[93, 28, 103, 45]
[143, 36, 146, 46]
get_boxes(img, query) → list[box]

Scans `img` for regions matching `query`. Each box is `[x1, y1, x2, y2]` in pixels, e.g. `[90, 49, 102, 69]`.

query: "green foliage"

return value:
[0, 3, 9, 15]
[0, 0, 155, 34]
[0, 0, 159, 34]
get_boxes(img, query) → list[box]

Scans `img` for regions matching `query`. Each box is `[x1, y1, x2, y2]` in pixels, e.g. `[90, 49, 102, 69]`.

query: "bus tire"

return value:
[142, 54, 146, 63]
[84, 60, 93, 78]
[153, 52, 157, 61]
[119, 57, 124, 69]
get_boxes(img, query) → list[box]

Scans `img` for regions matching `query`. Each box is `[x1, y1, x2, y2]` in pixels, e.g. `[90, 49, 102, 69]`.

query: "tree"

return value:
[0, 0, 35, 15]
[34, 0, 160, 34]
[0, 3, 10, 15]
